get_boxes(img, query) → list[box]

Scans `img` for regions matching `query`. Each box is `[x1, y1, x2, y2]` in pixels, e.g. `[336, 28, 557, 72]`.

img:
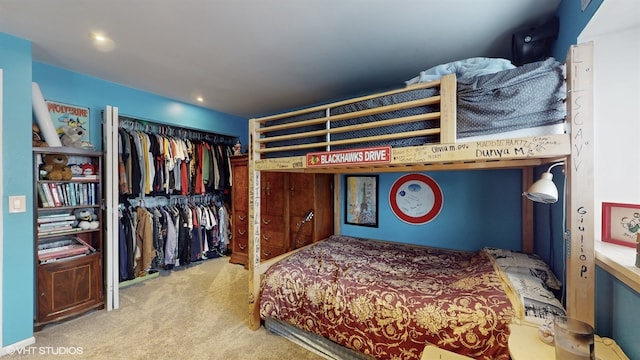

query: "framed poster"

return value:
[602, 202, 640, 248]
[389, 173, 443, 225]
[46, 100, 90, 144]
[345, 175, 378, 227]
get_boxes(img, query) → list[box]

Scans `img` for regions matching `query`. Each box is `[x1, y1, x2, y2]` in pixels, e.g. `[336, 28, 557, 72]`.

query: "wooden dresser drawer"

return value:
[260, 215, 284, 229]
[235, 211, 248, 225]
[290, 232, 313, 249]
[234, 209, 248, 229]
[233, 235, 248, 253]
[260, 216, 285, 248]
[230, 209, 249, 266]
[290, 216, 313, 235]
[234, 222, 248, 240]
[261, 228, 286, 248]
[260, 244, 287, 261]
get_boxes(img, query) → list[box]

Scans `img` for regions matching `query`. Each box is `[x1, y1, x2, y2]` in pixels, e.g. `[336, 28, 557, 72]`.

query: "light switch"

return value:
[9, 195, 26, 213]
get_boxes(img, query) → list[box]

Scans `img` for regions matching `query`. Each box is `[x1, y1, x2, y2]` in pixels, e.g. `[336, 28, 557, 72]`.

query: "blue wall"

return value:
[1, 31, 248, 347]
[596, 268, 640, 358]
[552, 0, 603, 60]
[0, 32, 36, 347]
[341, 170, 524, 252]
[32, 62, 248, 149]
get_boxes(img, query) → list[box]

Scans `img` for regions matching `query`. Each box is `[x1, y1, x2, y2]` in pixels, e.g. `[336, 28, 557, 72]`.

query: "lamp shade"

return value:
[523, 172, 558, 203]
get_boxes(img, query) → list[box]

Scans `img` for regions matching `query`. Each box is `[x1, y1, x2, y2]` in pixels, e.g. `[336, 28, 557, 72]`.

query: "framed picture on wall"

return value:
[345, 175, 378, 227]
[46, 100, 90, 146]
[602, 202, 640, 248]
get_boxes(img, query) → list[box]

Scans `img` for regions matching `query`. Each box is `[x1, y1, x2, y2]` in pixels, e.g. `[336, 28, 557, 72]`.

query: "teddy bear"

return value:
[59, 125, 86, 148]
[73, 208, 99, 230]
[41, 154, 73, 181]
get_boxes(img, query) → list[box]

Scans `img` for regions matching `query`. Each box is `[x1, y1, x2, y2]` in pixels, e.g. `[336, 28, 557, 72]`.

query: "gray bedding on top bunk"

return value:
[264, 58, 565, 156]
[455, 57, 566, 137]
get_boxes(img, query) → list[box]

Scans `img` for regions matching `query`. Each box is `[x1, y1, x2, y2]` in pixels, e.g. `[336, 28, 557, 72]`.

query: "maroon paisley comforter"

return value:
[259, 235, 515, 360]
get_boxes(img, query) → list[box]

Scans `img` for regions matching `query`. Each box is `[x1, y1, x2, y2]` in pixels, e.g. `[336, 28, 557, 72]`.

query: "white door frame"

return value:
[0, 68, 5, 349]
[103, 105, 119, 310]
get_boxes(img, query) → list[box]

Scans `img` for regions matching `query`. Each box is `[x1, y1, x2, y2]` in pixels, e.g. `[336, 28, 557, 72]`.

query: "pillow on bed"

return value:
[506, 272, 566, 325]
[405, 57, 516, 85]
[482, 247, 562, 290]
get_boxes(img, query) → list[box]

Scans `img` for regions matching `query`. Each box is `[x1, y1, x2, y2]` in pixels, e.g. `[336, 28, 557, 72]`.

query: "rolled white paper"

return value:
[32, 82, 62, 147]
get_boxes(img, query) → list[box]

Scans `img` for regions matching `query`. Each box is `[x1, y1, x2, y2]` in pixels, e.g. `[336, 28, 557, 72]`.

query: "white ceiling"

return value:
[0, 0, 561, 119]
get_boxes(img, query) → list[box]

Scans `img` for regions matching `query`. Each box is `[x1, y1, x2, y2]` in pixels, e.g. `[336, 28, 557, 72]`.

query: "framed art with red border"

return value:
[389, 173, 443, 225]
[602, 202, 640, 248]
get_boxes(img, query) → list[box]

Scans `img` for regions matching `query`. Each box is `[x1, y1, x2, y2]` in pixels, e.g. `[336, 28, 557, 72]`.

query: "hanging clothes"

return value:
[117, 117, 237, 283]
[135, 206, 154, 277]
[118, 127, 235, 198]
[117, 194, 230, 282]
[163, 205, 179, 269]
[119, 206, 135, 281]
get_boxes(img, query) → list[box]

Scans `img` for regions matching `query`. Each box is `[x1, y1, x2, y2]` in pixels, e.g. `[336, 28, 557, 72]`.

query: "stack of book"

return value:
[38, 237, 94, 264]
[37, 212, 80, 236]
[37, 182, 96, 208]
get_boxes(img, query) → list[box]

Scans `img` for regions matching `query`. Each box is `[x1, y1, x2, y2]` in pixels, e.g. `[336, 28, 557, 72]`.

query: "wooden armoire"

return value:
[229, 155, 333, 267]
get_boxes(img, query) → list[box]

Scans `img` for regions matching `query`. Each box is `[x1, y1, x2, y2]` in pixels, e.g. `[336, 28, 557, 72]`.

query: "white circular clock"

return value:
[389, 173, 443, 225]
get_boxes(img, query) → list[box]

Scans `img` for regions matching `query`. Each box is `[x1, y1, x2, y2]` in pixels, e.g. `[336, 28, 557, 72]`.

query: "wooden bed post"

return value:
[521, 167, 534, 253]
[439, 74, 457, 143]
[248, 119, 262, 330]
[333, 174, 341, 235]
[565, 42, 595, 326]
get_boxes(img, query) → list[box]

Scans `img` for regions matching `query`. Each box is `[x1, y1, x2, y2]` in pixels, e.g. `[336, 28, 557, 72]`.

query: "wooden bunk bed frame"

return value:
[246, 42, 595, 351]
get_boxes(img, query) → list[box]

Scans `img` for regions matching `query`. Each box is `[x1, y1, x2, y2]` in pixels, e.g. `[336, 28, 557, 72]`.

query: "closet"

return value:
[114, 115, 237, 283]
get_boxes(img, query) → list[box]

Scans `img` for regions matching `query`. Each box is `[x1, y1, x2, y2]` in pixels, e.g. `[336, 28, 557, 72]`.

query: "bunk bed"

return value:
[246, 42, 595, 360]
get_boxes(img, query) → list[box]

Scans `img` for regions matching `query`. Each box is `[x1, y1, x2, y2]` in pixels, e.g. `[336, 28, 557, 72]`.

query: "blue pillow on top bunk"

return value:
[405, 57, 516, 85]
[482, 247, 562, 290]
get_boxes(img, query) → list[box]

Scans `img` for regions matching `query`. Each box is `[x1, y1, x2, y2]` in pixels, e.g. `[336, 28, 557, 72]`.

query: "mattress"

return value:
[259, 235, 517, 360]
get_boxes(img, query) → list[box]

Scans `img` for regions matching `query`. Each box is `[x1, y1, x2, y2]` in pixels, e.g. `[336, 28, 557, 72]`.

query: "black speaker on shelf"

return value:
[512, 16, 559, 66]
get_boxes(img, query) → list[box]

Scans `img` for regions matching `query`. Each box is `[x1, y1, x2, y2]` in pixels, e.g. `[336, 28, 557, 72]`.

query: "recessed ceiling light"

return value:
[89, 32, 115, 52]
[197, 97, 204, 103]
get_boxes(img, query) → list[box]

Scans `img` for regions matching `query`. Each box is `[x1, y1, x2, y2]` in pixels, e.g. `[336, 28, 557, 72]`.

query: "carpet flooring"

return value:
[6, 257, 324, 360]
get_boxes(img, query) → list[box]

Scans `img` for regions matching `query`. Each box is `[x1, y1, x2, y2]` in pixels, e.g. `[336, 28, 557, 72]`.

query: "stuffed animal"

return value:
[59, 125, 86, 148]
[81, 163, 97, 176]
[69, 164, 83, 177]
[73, 208, 99, 230]
[233, 140, 242, 155]
[41, 154, 73, 181]
[32, 123, 48, 147]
